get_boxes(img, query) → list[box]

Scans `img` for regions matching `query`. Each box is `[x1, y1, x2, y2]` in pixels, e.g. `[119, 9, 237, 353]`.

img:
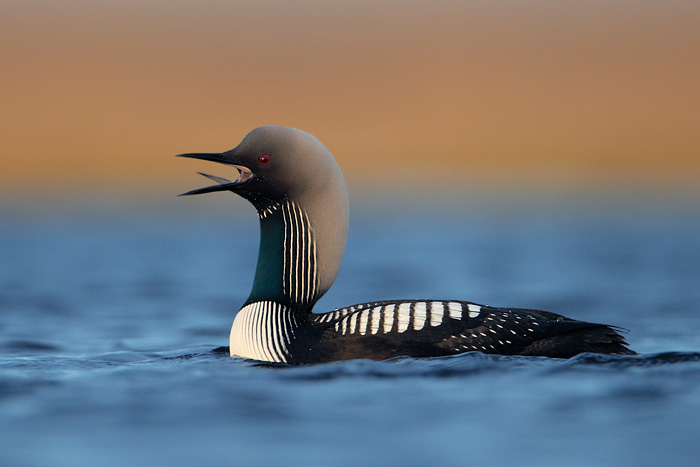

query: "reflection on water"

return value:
[1, 199, 700, 465]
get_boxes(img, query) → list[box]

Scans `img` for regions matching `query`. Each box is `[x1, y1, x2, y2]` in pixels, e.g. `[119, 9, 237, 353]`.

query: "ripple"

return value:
[2, 340, 61, 354]
[562, 351, 700, 369]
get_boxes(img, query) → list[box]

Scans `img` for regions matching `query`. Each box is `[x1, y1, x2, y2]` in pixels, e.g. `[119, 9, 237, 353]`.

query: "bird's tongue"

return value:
[199, 164, 253, 185]
[178, 164, 254, 196]
[199, 173, 234, 185]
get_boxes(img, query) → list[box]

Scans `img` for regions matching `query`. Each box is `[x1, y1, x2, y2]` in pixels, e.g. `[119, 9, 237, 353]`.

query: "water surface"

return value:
[2, 198, 699, 465]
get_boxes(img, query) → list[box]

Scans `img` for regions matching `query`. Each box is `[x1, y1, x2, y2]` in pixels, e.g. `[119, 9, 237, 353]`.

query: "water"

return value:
[2, 197, 700, 466]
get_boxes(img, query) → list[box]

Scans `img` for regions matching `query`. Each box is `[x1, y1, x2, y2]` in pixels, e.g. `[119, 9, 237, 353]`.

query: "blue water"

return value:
[2, 197, 700, 466]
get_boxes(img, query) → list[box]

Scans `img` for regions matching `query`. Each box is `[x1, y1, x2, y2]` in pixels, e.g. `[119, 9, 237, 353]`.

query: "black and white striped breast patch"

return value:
[230, 301, 298, 363]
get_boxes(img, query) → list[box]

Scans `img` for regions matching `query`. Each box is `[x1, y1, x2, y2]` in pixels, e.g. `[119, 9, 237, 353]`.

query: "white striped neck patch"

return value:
[279, 200, 318, 307]
[249, 199, 320, 310]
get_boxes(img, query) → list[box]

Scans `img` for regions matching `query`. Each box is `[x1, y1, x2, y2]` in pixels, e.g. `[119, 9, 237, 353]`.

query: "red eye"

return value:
[259, 154, 270, 164]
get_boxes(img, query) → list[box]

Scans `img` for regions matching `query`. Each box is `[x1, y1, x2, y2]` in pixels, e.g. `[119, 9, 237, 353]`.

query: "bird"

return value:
[178, 126, 635, 364]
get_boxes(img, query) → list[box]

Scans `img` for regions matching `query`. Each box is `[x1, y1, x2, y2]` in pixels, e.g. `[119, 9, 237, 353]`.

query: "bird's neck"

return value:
[246, 199, 322, 311]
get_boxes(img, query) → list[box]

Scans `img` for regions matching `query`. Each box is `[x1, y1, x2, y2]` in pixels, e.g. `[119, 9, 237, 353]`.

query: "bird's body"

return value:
[179, 126, 635, 364]
[229, 299, 632, 364]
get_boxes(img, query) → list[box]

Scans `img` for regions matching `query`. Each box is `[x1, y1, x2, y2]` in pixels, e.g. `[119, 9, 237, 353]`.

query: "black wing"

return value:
[309, 300, 634, 362]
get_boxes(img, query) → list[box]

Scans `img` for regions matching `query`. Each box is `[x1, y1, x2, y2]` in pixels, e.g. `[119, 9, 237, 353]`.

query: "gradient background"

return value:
[2, 4, 700, 465]
[2, 0, 699, 210]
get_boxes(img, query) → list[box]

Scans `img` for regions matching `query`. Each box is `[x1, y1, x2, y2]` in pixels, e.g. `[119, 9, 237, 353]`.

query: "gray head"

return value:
[178, 126, 349, 306]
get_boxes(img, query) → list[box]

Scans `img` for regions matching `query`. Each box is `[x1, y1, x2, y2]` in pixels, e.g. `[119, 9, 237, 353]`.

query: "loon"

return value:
[178, 126, 635, 364]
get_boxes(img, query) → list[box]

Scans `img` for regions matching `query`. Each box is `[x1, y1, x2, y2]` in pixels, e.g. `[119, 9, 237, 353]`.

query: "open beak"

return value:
[176, 152, 254, 196]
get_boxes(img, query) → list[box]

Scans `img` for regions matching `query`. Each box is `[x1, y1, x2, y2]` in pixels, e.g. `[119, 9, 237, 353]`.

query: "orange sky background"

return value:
[1, 0, 699, 204]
